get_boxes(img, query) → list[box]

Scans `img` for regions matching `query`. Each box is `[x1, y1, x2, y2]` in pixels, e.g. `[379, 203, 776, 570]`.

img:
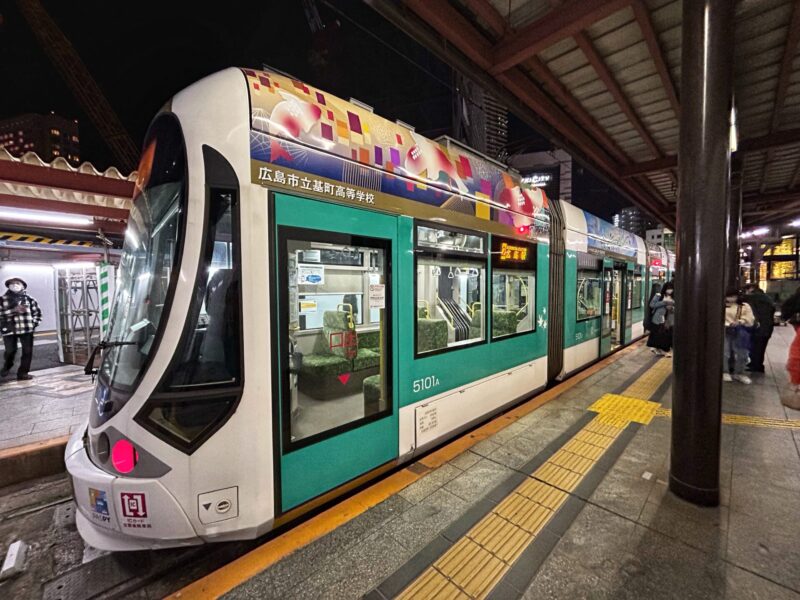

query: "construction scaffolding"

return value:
[55, 266, 101, 365]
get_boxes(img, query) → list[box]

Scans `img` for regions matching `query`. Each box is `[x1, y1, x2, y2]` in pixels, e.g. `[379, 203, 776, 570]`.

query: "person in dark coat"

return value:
[743, 284, 775, 373]
[647, 281, 674, 356]
[1, 277, 42, 381]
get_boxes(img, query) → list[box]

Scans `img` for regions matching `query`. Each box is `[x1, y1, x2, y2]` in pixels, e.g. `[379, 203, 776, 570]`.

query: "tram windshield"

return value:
[100, 115, 186, 393]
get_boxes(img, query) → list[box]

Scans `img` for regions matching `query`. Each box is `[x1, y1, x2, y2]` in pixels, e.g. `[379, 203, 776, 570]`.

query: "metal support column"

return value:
[670, 0, 734, 506]
[726, 158, 743, 290]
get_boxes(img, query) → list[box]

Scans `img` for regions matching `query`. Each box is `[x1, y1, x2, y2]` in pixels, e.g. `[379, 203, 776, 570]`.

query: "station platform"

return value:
[2, 330, 799, 599]
[0, 365, 92, 451]
[173, 326, 800, 600]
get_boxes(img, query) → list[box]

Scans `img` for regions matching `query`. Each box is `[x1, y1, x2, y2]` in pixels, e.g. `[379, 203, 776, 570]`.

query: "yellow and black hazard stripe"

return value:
[0, 231, 95, 247]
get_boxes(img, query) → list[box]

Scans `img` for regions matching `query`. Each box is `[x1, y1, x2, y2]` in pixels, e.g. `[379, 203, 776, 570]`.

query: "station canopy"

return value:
[368, 0, 800, 228]
[0, 147, 133, 260]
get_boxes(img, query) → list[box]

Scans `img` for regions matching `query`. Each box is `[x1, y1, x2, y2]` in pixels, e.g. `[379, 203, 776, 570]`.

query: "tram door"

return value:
[274, 193, 398, 512]
[610, 263, 627, 350]
[600, 261, 613, 356]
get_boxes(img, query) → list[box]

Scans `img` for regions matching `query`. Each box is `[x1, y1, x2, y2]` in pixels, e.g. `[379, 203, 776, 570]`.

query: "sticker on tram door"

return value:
[88, 488, 111, 525]
[119, 492, 152, 529]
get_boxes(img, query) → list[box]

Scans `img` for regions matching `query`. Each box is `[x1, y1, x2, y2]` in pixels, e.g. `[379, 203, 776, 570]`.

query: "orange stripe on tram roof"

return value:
[168, 341, 645, 599]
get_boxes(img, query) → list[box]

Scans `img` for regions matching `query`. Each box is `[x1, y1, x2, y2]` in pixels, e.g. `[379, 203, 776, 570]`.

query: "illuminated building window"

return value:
[759, 262, 768, 281]
[770, 261, 795, 280]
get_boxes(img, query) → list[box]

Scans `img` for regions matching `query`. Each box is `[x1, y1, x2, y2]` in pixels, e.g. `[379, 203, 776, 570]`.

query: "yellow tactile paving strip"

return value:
[396, 359, 667, 600]
[588, 394, 661, 425]
[620, 357, 673, 399]
[655, 407, 800, 430]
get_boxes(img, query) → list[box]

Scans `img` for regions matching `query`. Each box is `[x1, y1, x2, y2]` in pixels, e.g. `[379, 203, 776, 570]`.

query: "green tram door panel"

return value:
[273, 193, 399, 512]
[600, 260, 613, 356]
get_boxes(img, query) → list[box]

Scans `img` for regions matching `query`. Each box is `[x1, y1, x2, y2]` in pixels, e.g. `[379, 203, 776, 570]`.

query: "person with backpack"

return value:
[743, 283, 775, 373]
[643, 282, 661, 333]
[647, 281, 674, 356]
[723, 288, 755, 384]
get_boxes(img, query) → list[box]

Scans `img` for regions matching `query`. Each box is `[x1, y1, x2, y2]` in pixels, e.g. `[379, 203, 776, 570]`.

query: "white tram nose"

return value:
[65, 425, 201, 552]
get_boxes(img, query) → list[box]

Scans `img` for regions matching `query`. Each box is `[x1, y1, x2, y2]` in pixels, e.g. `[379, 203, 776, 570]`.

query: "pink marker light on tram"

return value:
[111, 439, 139, 474]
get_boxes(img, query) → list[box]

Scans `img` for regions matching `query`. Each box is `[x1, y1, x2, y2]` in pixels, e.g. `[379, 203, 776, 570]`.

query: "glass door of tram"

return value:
[273, 193, 397, 512]
[600, 260, 613, 356]
[610, 262, 627, 351]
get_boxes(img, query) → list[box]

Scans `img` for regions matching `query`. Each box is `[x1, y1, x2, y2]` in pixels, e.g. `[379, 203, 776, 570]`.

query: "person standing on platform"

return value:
[0, 277, 42, 381]
[723, 289, 755, 385]
[647, 281, 674, 356]
[744, 283, 775, 373]
[781, 287, 800, 401]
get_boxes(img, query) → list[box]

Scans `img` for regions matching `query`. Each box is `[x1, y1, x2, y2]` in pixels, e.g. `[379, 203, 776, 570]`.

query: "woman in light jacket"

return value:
[647, 281, 674, 356]
[724, 288, 756, 384]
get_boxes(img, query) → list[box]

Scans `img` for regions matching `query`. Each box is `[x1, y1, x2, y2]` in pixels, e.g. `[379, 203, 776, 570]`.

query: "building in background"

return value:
[452, 72, 508, 161]
[613, 206, 656, 238]
[646, 225, 675, 251]
[0, 112, 80, 164]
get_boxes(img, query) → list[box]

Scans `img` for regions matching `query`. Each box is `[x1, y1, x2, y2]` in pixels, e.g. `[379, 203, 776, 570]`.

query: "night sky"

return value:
[0, 0, 627, 219]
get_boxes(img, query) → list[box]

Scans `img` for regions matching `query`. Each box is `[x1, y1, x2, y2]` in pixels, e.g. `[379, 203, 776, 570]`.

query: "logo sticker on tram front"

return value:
[89, 488, 110, 524]
[119, 492, 151, 529]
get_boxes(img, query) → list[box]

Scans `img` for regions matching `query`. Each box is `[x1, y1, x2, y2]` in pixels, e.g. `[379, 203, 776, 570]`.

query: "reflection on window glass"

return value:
[285, 236, 389, 444]
[577, 270, 602, 320]
[632, 272, 643, 309]
[417, 225, 484, 254]
[416, 257, 485, 354]
[626, 278, 633, 310]
[101, 115, 185, 393]
[492, 271, 535, 338]
[163, 189, 240, 389]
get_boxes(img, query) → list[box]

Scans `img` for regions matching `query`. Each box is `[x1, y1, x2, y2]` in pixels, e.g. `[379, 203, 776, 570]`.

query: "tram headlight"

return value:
[111, 439, 139, 474]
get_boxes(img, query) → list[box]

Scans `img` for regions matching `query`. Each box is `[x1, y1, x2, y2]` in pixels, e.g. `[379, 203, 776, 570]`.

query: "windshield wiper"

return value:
[84, 339, 136, 376]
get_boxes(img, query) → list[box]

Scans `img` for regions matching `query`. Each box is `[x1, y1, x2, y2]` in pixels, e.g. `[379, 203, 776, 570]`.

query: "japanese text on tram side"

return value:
[258, 167, 375, 205]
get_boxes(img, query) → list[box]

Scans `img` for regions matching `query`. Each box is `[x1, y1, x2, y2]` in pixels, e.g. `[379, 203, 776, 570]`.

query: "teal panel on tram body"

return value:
[398, 215, 549, 408]
[563, 250, 601, 349]
[625, 261, 635, 344]
[273, 193, 400, 511]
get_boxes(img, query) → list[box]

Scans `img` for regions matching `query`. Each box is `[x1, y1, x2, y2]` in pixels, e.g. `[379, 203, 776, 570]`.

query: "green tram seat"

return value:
[417, 318, 448, 354]
[299, 310, 382, 400]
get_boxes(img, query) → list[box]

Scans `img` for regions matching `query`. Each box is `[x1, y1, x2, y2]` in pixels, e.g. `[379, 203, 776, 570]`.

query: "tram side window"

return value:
[491, 237, 537, 339]
[632, 270, 643, 309]
[577, 270, 602, 320]
[415, 224, 487, 355]
[163, 188, 241, 389]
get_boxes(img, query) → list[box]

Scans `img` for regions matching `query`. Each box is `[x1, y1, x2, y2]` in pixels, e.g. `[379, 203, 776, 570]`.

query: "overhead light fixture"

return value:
[729, 105, 738, 153]
[0, 208, 92, 226]
[789, 218, 800, 227]
[741, 227, 769, 239]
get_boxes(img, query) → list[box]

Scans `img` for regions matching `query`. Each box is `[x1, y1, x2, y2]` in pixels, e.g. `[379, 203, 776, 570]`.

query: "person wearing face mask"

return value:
[723, 288, 755, 384]
[0, 277, 42, 381]
[647, 281, 674, 356]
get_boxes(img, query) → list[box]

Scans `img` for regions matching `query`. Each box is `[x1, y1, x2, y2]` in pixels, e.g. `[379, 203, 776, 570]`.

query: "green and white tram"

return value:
[65, 67, 665, 551]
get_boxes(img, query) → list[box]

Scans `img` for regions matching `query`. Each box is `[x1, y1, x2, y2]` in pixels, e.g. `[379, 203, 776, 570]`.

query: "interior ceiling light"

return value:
[0, 207, 92, 226]
[741, 227, 769, 239]
[789, 218, 800, 227]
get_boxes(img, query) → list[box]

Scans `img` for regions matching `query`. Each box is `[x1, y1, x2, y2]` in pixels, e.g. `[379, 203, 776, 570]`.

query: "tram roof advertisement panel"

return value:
[561, 202, 638, 260]
[584, 212, 638, 260]
[242, 68, 550, 240]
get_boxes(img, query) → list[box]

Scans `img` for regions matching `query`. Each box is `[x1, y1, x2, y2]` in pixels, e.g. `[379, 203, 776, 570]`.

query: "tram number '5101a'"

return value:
[413, 376, 440, 393]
